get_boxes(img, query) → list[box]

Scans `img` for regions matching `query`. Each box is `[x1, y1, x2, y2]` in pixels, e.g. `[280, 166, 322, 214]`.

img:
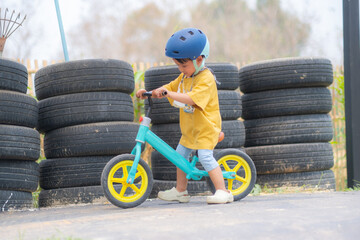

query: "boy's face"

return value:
[173, 59, 196, 78]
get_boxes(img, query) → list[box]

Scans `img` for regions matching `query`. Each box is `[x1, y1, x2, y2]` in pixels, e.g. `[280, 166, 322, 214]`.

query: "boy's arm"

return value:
[154, 87, 195, 106]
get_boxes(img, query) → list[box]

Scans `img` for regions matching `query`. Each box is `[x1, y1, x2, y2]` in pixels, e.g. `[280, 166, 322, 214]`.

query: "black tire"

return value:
[39, 156, 115, 189]
[244, 114, 333, 147]
[0, 90, 38, 128]
[0, 160, 39, 192]
[0, 190, 33, 211]
[145, 63, 239, 90]
[239, 57, 333, 93]
[0, 125, 40, 161]
[150, 180, 209, 198]
[256, 170, 336, 190]
[207, 63, 239, 90]
[145, 98, 179, 124]
[0, 59, 28, 93]
[101, 154, 153, 208]
[145, 65, 180, 90]
[242, 88, 332, 119]
[218, 90, 242, 120]
[216, 120, 245, 149]
[151, 120, 245, 149]
[38, 92, 134, 132]
[245, 143, 334, 174]
[35, 59, 134, 100]
[38, 185, 106, 208]
[206, 148, 257, 201]
[44, 122, 139, 158]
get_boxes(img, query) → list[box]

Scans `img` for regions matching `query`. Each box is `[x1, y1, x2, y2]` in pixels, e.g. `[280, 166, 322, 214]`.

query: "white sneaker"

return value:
[207, 190, 234, 204]
[158, 187, 190, 203]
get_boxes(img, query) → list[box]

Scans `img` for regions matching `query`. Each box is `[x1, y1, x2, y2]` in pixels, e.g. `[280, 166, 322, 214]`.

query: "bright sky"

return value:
[2, 0, 344, 66]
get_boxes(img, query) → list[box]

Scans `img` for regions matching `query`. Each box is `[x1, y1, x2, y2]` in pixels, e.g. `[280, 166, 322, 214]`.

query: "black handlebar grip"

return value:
[142, 91, 153, 97]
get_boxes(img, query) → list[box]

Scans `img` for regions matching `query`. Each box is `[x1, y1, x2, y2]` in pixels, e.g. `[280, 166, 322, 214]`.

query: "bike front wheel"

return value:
[206, 148, 257, 201]
[101, 154, 153, 208]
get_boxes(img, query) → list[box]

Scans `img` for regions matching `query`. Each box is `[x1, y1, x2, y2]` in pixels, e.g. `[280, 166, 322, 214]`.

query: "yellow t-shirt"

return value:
[163, 68, 221, 150]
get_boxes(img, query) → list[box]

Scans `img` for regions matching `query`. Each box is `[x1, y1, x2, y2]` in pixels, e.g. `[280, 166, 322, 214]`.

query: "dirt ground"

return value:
[1, 191, 360, 240]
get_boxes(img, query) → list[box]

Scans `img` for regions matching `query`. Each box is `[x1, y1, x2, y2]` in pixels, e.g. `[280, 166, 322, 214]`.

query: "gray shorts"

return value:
[176, 144, 219, 172]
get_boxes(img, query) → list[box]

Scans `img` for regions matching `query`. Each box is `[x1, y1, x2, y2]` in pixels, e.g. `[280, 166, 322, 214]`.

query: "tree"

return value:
[190, 0, 310, 63]
[68, 0, 310, 64]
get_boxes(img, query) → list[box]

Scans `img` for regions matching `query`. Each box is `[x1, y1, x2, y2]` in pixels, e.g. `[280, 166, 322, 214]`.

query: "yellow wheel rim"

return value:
[218, 154, 252, 195]
[107, 160, 148, 203]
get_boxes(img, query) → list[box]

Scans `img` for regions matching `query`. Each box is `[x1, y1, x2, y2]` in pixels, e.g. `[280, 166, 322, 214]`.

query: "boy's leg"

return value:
[207, 166, 227, 191]
[174, 144, 192, 192]
[176, 167, 188, 192]
[197, 150, 226, 191]
[198, 150, 233, 203]
[157, 144, 192, 202]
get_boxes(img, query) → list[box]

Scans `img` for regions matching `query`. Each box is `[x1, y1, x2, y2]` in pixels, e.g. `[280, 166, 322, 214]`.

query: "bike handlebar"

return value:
[141, 91, 167, 97]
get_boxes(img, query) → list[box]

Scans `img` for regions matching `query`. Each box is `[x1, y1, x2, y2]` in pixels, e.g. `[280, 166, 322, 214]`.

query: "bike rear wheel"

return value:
[206, 149, 256, 201]
[101, 154, 153, 208]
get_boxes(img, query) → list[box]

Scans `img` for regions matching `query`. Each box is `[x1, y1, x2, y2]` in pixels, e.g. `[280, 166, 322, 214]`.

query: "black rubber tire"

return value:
[34, 59, 134, 100]
[38, 91, 134, 132]
[39, 156, 115, 190]
[242, 88, 332, 119]
[244, 114, 333, 147]
[0, 59, 28, 93]
[151, 120, 245, 149]
[0, 125, 40, 161]
[245, 143, 334, 174]
[44, 122, 139, 158]
[218, 90, 242, 120]
[150, 180, 209, 198]
[145, 63, 239, 91]
[145, 65, 180, 90]
[0, 160, 39, 192]
[0, 190, 33, 211]
[216, 120, 245, 149]
[0, 90, 38, 128]
[38, 185, 106, 208]
[146, 90, 242, 124]
[239, 57, 333, 93]
[101, 154, 153, 208]
[206, 63, 240, 90]
[145, 98, 179, 124]
[256, 170, 336, 190]
[206, 148, 257, 201]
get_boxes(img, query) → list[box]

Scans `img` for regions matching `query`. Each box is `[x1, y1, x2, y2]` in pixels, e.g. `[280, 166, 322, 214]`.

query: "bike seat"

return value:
[218, 132, 225, 143]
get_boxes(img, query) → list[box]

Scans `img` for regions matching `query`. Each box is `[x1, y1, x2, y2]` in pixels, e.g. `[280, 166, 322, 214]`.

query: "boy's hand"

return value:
[153, 87, 168, 98]
[136, 89, 147, 99]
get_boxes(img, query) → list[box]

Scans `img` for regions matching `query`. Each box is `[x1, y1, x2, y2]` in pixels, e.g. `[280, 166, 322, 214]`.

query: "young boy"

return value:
[136, 28, 233, 204]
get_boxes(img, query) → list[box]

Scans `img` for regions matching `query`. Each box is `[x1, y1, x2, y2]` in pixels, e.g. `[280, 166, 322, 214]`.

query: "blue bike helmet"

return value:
[165, 28, 209, 75]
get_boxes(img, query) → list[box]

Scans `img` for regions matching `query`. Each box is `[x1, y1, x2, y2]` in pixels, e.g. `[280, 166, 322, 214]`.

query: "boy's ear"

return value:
[196, 56, 203, 64]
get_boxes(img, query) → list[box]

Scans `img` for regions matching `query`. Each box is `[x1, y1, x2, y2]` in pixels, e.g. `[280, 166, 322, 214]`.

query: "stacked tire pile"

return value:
[144, 63, 244, 197]
[239, 57, 336, 190]
[0, 59, 40, 211]
[35, 59, 138, 207]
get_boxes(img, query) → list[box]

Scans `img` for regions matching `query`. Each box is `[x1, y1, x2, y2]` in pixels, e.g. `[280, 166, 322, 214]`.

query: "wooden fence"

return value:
[17, 59, 347, 190]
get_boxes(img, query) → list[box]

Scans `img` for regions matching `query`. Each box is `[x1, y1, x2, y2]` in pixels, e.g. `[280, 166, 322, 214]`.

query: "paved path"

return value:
[1, 191, 360, 240]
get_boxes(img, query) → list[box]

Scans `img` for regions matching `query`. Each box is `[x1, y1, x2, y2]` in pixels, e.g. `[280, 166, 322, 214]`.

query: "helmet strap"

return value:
[192, 58, 205, 76]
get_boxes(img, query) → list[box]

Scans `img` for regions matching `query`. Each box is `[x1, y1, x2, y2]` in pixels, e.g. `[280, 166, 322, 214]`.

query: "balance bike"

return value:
[101, 92, 257, 208]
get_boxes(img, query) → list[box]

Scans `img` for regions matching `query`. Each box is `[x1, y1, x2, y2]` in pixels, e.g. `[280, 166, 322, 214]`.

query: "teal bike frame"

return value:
[125, 93, 235, 184]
